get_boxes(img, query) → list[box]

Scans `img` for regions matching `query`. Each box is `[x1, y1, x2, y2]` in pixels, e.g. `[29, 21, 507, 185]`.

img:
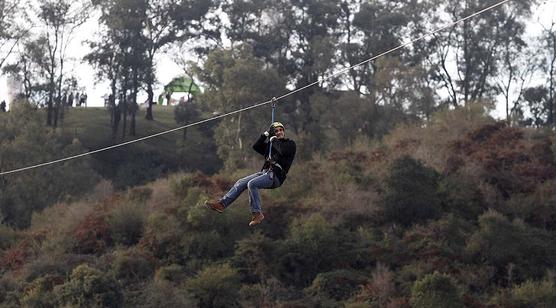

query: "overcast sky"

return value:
[1, 0, 555, 117]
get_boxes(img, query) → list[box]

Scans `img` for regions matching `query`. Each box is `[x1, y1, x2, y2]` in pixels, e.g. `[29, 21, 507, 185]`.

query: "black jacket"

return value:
[253, 134, 296, 184]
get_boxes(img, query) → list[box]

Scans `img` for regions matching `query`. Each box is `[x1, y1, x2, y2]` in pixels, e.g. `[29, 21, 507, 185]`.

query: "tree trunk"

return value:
[130, 70, 138, 136]
[145, 82, 154, 120]
[122, 92, 128, 139]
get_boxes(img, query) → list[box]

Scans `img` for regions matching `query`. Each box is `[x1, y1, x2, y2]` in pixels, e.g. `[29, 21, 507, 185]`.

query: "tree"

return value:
[522, 86, 548, 127]
[196, 46, 286, 169]
[32, 0, 90, 127]
[539, 20, 556, 126]
[424, 0, 536, 107]
[140, 0, 218, 121]
[0, 0, 24, 70]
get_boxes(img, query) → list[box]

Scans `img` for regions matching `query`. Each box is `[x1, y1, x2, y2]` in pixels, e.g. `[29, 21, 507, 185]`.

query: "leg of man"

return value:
[220, 172, 263, 208]
[247, 172, 276, 213]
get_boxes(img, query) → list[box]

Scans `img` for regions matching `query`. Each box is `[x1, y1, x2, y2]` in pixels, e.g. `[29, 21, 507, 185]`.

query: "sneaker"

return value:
[205, 200, 225, 213]
[249, 212, 265, 226]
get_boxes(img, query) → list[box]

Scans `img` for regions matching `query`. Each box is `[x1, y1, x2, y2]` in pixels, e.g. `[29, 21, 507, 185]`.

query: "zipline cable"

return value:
[0, 0, 512, 177]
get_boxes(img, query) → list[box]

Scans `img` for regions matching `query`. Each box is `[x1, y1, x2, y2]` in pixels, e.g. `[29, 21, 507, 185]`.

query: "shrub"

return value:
[380, 156, 442, 227]
[55, 264, 123, 308]
[108, 202, 146, 246]
[72, 211, 112, 254]
[276, 214, 355, 287]
[136, 280, 195, 307]
[410, 272, 463, 308]
[185, 263, 241, 308]
[21, 274, 64, 308]
[154, 264, 186, 284]
[466, 210, 555, 281]
[140, 213, 184, 263]
[111, 249, 155, 283]
[306, 270, 368, 301]
[0, 222, 18, 251]
[505, 279, 556, 307]
[232, 231, 275, 283]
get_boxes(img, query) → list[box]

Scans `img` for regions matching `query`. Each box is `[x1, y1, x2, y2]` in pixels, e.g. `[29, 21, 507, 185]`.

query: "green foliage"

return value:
[410, 272, 464, 308]
[154, 264, 186, 284]
[185, 263, 241, 308]
[111, 249, 154, 283]
[135, 280, 195, 307]
[306, 270, 367, 301]
[380, 156, 442, 227]
[55, 264, 123, 308]
[0, 222, 18, 251]
[0, 102, 100, 228]
[141, 213, 184, 263]
[491, 279, 556, 308]
[198, 45, 287, 169]
[276, 214, 356, 287]
[232, 231, 274, 283]
[466, 210, 555, 281]
[108, 202, 146, 246]
[21, 274, 62, 308]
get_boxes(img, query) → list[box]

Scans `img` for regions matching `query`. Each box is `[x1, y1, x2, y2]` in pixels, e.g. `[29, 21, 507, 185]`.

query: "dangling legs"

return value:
[220, 172, 263, 208]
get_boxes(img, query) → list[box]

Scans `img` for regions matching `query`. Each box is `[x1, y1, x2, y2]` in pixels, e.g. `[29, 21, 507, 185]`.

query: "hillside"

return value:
[60, 105, 221, 188]
[62, 106, 184, 156]
[1, 106, 556, 307]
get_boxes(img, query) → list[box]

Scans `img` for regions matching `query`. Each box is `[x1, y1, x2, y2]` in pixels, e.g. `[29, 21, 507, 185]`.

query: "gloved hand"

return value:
[263, 124, 275, 137]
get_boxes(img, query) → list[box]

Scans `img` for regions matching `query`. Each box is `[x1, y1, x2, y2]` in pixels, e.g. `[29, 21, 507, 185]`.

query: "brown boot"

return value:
[204, 200, 225, 213]
[249, 212, 264, 226]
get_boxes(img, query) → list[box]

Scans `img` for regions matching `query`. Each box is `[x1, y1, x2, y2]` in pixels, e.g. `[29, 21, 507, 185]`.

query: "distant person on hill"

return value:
[68, 92, 74, 107]
[205, 122, 296, 226]
[0, 100, 6, 112]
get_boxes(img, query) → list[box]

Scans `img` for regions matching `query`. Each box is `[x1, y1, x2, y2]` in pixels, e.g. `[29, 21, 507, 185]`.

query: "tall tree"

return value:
[0, 0, 23, 70]
[33, 0, 89, 127]
[424, 0, 536, 107]
[141, 0, 217, 121]
[540, 20, 556, 126]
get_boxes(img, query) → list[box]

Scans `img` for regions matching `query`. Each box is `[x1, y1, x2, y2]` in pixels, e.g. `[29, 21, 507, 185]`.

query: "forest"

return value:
[1, 0, 556, 307]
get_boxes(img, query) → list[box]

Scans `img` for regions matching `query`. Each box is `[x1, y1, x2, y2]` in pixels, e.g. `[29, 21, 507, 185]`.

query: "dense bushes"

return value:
[3, 110, 556, 306]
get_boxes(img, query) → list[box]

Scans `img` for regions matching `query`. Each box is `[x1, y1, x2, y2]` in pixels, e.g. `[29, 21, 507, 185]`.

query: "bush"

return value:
[276, 214, 355, 287]
[185, 263, 241, 308]
[491, 279, 556, 307]
[154, 264, 186, 284]
[55, 264, 123, 308]
[140, 213, 184, 263]
[111, 249, 155, 283]
[0, 222, 18, 251]
[380, 156, 442, 227]
[410, 272, 463, 308]
[306, 270, 367, 301]
[109, 202, 146, 246]
[21, 274, 64, 308]
[466, 210, 555, 281]
[136, 280, 195, 307]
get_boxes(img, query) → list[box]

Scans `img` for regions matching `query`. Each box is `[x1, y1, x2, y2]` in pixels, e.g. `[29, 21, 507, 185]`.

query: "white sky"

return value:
[1, 1, 555, 117]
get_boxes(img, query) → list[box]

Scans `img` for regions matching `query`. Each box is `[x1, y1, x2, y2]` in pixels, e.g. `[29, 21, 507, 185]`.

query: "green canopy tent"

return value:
[158, 76, 201, 105]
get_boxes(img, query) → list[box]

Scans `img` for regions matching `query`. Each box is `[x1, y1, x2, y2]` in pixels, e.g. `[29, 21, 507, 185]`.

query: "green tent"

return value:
[158, 76, 201, 105]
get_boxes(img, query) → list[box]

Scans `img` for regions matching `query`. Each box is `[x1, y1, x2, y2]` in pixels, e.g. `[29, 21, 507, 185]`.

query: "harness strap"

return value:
[267, 97, 277, 160]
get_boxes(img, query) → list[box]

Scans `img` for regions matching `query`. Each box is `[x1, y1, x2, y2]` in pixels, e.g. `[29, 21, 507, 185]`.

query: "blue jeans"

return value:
[220, 170, 281, 213]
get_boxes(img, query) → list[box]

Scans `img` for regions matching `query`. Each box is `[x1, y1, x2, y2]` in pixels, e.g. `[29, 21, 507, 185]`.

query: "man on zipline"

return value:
[205, 122, 296, 226]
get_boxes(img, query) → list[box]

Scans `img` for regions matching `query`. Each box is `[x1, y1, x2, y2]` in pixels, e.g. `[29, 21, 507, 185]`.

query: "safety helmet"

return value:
[271, 122, 285, 130]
